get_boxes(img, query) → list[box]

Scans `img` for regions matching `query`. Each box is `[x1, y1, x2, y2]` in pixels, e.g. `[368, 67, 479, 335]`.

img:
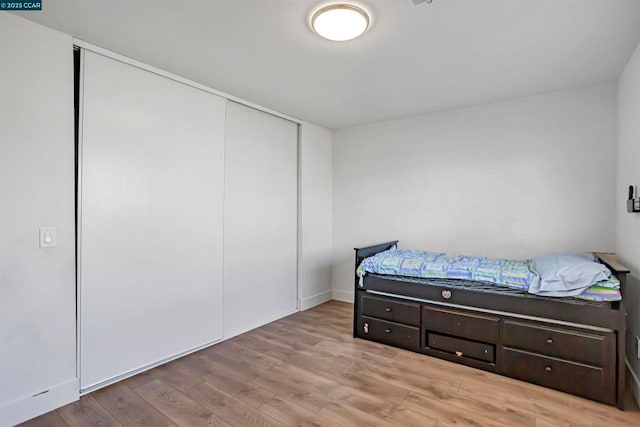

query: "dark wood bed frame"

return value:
[353, 241, 630, 409]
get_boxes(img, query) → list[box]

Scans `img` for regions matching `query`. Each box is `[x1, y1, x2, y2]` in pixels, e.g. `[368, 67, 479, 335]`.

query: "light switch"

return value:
[39, 227, 57, 248]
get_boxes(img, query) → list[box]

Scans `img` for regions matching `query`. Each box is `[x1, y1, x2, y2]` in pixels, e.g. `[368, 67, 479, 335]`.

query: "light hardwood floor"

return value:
[21, 301, 640, 426]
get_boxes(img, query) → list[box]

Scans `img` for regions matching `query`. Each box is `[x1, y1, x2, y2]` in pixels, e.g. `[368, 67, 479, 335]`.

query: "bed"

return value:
[353, 241, 630, 409]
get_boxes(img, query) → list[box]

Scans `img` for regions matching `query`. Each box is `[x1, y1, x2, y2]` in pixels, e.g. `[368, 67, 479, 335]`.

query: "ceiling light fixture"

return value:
[311, 4, 370, 41]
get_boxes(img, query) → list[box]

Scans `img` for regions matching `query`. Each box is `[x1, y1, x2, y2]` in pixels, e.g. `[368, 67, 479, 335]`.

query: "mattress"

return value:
[357, 249, 621, 302]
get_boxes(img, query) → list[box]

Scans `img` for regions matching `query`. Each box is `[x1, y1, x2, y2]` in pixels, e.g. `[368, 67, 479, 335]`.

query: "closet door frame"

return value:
[74, 42, 302, 394]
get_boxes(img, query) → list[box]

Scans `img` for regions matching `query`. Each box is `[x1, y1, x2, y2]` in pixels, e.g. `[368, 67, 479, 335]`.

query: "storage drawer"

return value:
[358, 315, 420, 352]
[503, 321, 612, 367]
[502, 348, 614, 405]
[360, 294, 420, 326]
[422, 306, 499, 343]
[427, 333, 495, 363]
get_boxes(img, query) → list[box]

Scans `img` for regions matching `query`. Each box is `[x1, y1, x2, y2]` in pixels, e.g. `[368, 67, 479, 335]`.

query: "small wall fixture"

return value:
[311, 4, 370, 41]
[627, 185, 640, 213]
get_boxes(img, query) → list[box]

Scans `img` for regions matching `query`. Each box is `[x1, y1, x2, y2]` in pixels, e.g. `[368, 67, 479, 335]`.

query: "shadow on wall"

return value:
[332, 253, 357, 303]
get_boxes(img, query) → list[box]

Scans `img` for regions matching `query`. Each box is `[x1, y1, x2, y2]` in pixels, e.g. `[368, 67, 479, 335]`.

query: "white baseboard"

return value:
[0, 378, 78, 427]
[300, 290, 332, 311]
[332, 289, 354, 303]
[626, 359, 640, 408]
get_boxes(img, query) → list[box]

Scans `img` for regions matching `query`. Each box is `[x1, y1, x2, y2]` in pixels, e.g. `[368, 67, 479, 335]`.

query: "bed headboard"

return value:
[353, 240, 399, 287]
[352, 240, 399, 337]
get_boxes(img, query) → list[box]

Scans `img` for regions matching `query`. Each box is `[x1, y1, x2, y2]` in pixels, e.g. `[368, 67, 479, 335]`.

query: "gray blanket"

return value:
[528, 253, 610, 297]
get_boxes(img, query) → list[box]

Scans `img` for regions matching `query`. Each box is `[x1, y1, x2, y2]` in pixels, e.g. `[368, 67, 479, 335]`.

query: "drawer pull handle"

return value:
[455, 351, 463, 357]
[363, 323, 369, 334]
[546, 338, 553, 344]
[385, 329, 391, 333]
[545, 366, 552, 372]
[385, 307, 392, 312]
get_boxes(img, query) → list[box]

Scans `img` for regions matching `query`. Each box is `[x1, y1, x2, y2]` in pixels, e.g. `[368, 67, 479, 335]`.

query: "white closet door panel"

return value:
[80, 51, 225, 390]
[224, 102, 298, 338]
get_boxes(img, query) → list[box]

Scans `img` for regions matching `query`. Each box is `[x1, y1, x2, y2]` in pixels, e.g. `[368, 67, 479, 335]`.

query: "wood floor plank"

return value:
[312, 339, 397, 368]
[151, 361, 205, 393]
[178, 353, 264, 400]
[185, 381, 285, 427]
[249, 365, 333, 413]
[203, 340, 280, 370]
[132, 378, 231, 427]
[276, 317, 351, 343]
[233, 385, 278, 409]
[121, 370, 156, 390]
[178, 352, 276, 410]
[197, 348, 268, 381]
[333, 363, 410, 405]
[258, 398, 340, 427]
[534, 417, 571, 427]
[264, 347, 352, 383]
[271, 318, 351, 341]
[18, 410, 68, 427]
[250, 328, 318, 352]
[268, 362, 341, 396]
[458, 375, 622, 426]
[333, 335, 399, 358]
[445, 388, 536, 426]
[349, 358, 461, 397]
[318, 401, 397, 427]
[402, 391, 510, 427]
[328, 385, 398, 420]
[57, 395, 123, 427]
[274, 324, 347, 345]
[383, 404, 438, 427]
[91, 382, 175, 427]
[261, 340, 409, 405]
[229, 333, 279, 353]
[120, 360, 205, 394]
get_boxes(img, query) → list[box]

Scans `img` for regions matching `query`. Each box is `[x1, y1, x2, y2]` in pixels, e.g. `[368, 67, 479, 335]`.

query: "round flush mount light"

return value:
[311, 4, 370, 41]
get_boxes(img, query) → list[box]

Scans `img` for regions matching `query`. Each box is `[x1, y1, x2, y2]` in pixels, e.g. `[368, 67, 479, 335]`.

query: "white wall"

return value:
[617, 39, 640, 406]
[299, 122, 333, 310]
[0, 14, 78, 426]
[332, 83, 618, 301]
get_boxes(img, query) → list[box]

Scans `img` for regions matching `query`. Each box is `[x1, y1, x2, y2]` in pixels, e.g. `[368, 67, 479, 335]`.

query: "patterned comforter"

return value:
[356, 249, 621, 302]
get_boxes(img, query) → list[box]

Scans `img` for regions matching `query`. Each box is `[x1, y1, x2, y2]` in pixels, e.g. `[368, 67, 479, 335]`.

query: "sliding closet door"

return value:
[224, 102, 298, 338]
[79, 51, 225, 390]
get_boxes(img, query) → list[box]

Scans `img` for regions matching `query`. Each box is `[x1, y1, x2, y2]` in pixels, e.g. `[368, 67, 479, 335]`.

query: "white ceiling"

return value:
[17, 0, 640, 129]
